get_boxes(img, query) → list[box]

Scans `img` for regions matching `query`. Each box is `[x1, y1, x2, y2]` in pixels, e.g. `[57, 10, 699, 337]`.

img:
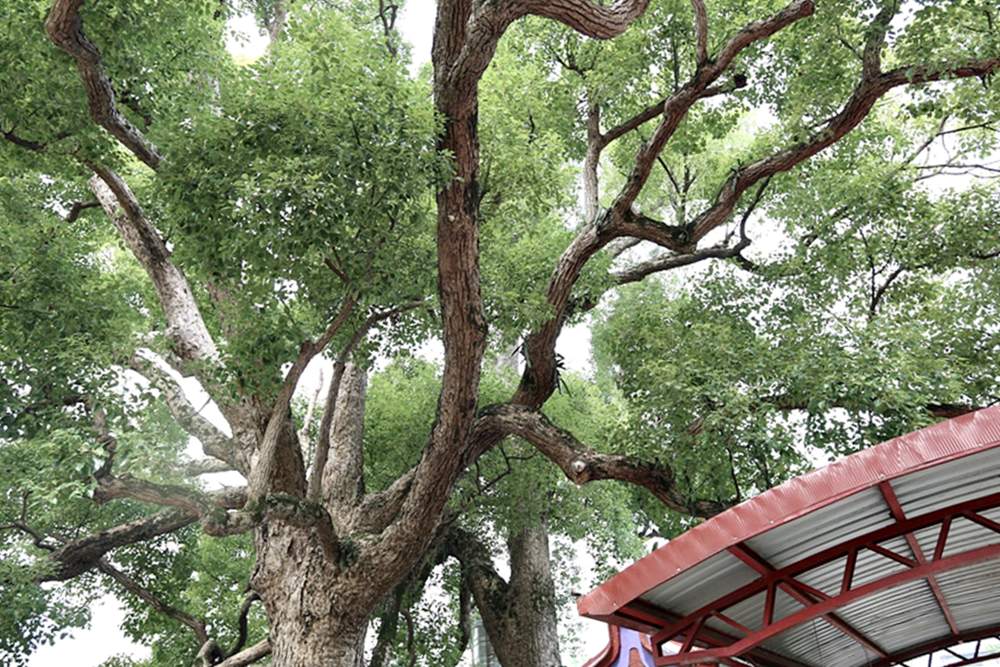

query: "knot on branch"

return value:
[569, 459, 591, 483]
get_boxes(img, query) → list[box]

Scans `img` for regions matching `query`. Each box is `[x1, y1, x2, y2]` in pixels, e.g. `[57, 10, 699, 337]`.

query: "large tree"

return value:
[1, 0, 998, 666]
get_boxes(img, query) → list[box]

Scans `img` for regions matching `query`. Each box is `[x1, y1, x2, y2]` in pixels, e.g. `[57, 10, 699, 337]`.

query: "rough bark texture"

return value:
[46, 0, 163, 169]
[499, 522, 563, 667]
[323, 363, 367, 514]
[449, 521, 562, 667]
[252, 522, 366, 667]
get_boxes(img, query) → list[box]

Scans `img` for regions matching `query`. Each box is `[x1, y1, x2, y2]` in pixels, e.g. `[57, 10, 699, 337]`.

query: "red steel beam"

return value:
[653, 542, 1000, 665]
[965, 510, 1000, 535]
[726, 543, 890, 658]
[868, 542, 917, 569]
[651, 490, 1000, 650]
[878, 481, 961, 637]
[616, 600, 812, 667]
[870, 625, 1000, 667]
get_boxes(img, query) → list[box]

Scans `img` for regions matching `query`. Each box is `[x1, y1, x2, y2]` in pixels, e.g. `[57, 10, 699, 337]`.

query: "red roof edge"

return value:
[578, 405, 1000, 619]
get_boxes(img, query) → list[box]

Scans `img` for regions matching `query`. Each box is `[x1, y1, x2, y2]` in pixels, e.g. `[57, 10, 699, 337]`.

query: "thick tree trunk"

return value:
[252, 522, 368, 667]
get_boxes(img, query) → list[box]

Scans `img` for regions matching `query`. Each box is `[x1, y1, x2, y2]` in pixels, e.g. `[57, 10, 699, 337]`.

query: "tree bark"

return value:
[451, 521, 562, 667]
[252, 522, 367, 667]
[495, 521, 562, 667]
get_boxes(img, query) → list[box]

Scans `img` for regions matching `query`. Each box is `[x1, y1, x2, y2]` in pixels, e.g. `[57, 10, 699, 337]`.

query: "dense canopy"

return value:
[0, 0, 997, 665]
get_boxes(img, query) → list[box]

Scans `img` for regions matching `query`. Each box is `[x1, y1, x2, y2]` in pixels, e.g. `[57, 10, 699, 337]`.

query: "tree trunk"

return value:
[457, 520, 563, 667]
[498, 520, 562, 667]
[252, 522, 368, 667]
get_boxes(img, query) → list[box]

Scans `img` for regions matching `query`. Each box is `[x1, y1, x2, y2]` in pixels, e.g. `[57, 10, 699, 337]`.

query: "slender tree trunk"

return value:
[583, 100, 601, 225]
[498, 520, 562, 667]
[455, 520, 563, 667]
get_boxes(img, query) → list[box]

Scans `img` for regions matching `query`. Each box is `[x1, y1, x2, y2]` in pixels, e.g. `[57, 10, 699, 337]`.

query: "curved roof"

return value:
[577, 406, 1000, 667]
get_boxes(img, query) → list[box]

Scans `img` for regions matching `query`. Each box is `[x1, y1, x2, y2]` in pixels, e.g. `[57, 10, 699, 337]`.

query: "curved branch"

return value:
[129, 350, 241, 471]
[520, 0, 651, 40]
[600, 72, 749, 149]
[445, 525, 509, 601]
[690, 57, 1000, 244]
[181, 459, 236, 476]
[481, 405, 729, 517]
[612, 242, 747, 284]
[93, 475, 246, 516]
[45, 0, 162, 169]
[41, 510, 197, 581]
[225, 591, 262, 658]
[513, 0, 815, 408]
[611, 175, 768, 285]
[97, 558, 209, 645]
[215, 640, 270, 667]
[88, 167, 218, 368]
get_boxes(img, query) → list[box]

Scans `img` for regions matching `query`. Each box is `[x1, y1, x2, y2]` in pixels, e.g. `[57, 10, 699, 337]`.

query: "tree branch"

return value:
[368, 586, 404, 667]
[520, 0, 652, 40]
[513, 0, 815, 408]
[224, 591, 261, 658]
[65, 200, 100, 222]
[690, 57, 1000, 245]
[247, 294, 358, 501]
[41, 510, 197, 581]
[215, 640, 270, 667]
[862, 0, 899, 80]
[129, 350, 242, 471]
[93, 475, 247, 517]
[181, 459, 236, 476]
[691, 0, 709, 65]
[612, 242, 747, 284]
[480, 405, 729, 517]
[320, 362, 367, 515]
[97, 558, 209, 645]
[46, 0, 163, 169]
[308, 299, 425, 502]
[88, 166, 219, 368]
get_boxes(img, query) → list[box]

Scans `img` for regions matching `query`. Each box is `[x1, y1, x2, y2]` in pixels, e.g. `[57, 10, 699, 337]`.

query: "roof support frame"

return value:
[877, 481, 961, 637]
[580, 410, 1000, 667]
[647, 490, 1000, 652]
[726, 543, 889, 658]
[652, 538, 1000, 664]
[872, 626, 1000, 667]
[611, 599, 813, 667]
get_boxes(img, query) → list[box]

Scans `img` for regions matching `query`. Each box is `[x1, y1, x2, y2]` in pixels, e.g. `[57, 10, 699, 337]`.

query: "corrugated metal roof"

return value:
[642, 550, 760, 616]
[578, 408, 1000, 667]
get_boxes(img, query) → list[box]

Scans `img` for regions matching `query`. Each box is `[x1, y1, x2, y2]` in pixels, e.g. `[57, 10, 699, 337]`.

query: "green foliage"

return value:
[593, 114, 1000, 530]
[0, 175, 146, 438]
[0, 562, 93, 667]
[153, 7, 440, 397]
[1, 0, 998, 662]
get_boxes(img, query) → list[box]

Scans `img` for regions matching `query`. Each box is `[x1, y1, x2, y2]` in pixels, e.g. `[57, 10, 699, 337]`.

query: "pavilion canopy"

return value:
[577, 407, 1000, 667]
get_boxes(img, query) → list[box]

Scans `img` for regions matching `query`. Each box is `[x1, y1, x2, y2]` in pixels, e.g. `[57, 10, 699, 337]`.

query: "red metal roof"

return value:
[577, 406, 1000, 666]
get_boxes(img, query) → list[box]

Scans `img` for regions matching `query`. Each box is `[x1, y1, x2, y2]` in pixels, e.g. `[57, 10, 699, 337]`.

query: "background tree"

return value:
[1, 0, 998, 666]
